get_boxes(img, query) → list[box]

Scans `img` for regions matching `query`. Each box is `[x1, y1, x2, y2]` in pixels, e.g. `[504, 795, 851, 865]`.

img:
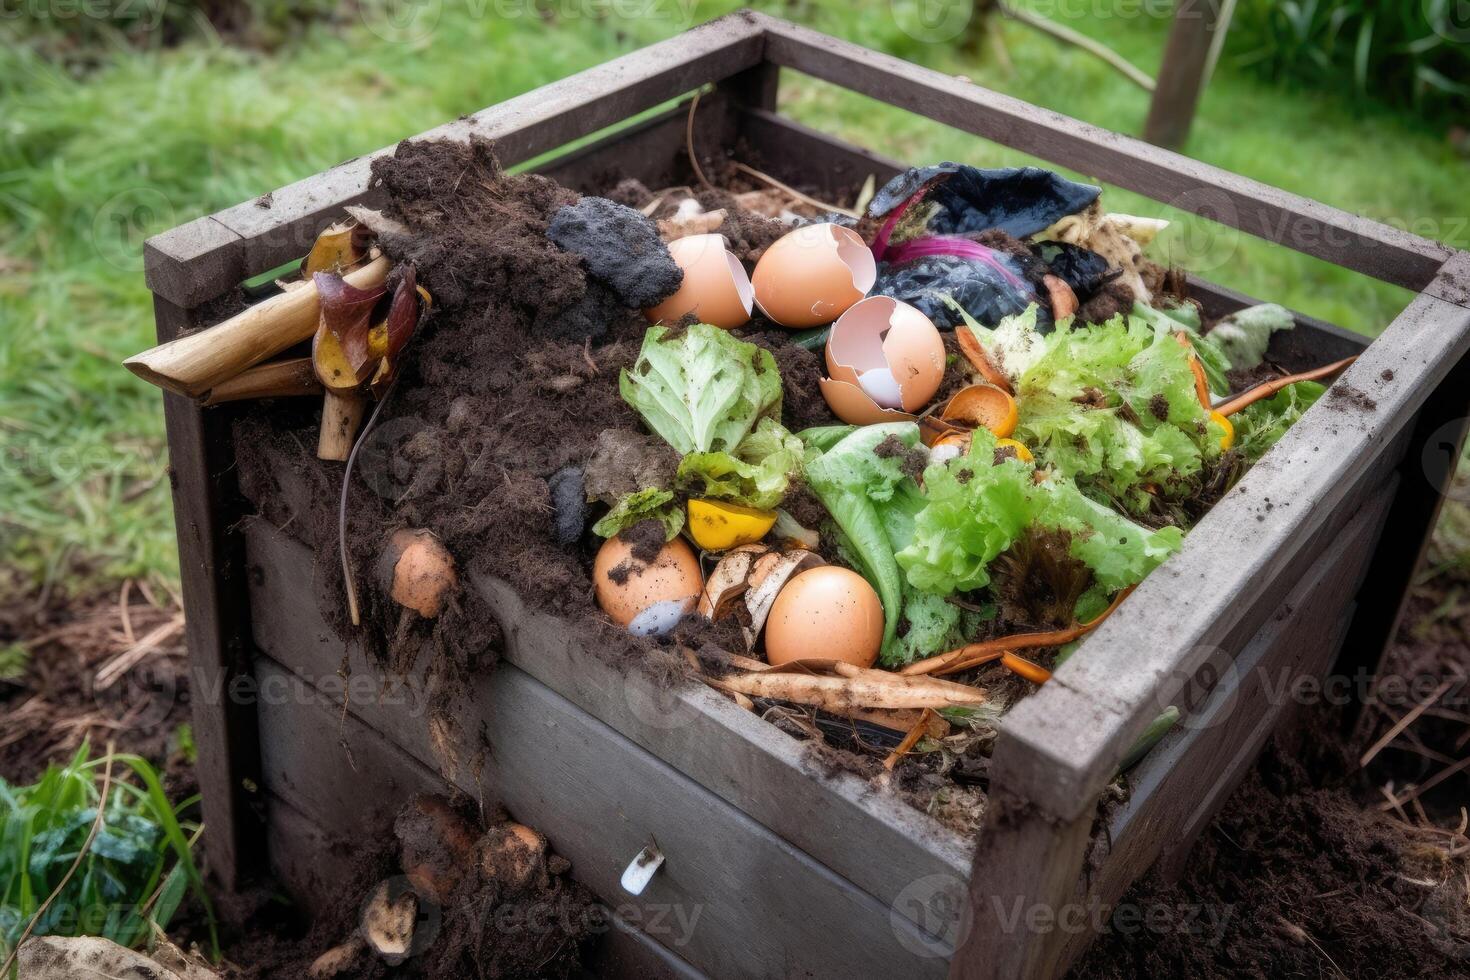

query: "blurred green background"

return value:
[2, 0, 1467, 593]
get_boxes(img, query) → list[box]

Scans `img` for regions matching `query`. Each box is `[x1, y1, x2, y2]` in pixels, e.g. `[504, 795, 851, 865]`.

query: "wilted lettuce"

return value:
[1232, 381, 1325, 462]
[962, 305, 1227, 516]
[895, 427, 1183, 600]
[620, 323, 782, 455]
[591, 487, 684, 541]
[676, 417, 804, 510]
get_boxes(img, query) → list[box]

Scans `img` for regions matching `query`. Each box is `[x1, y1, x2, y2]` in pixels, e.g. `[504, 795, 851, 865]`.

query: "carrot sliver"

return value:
[1001, 653, 1052, 685]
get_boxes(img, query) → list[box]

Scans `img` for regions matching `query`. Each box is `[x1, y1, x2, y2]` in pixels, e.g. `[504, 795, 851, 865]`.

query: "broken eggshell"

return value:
[643, 234, 753, 330]
[593, 534, 703, 628]
[751, 222, 876, 329]
[819, 296, 945, 425]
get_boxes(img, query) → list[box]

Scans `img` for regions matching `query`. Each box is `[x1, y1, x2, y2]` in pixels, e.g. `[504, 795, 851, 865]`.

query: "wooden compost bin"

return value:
[143, 12, 1470, 979]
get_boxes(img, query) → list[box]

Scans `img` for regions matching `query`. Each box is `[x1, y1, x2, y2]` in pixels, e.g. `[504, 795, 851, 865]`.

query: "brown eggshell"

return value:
[818, 377, 917, 425]
[825, 297, 944, 413]
[751, 223, 876, 328]
[593, 534, 703, 627]
[380, 529, 458, 618]
[765, 566, 883, 668]
[643, 234, 752, 329]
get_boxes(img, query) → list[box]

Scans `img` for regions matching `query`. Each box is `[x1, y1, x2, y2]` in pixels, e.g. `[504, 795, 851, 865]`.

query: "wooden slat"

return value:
[995, 254, 1470, 823]
[250, 653, 951, 978]
[147, 13, 767, 285]
[241, 517, 972, 935]
[1142, 0, 1224, 149]
[752, 14, 1456, 292]
[151, 296, 263, 889]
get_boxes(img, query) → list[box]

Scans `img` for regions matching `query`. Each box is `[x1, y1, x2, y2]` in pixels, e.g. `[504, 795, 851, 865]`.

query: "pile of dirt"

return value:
[224, 793, 597, 979]
[0, 582, 194, 797]
[1073, 579, 1470, 977]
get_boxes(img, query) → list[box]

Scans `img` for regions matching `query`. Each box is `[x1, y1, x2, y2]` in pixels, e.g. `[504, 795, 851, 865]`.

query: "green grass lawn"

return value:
[2, 0, 1465, 592]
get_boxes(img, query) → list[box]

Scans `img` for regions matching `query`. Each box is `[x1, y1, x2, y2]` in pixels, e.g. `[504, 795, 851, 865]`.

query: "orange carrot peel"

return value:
[900, 586, 1134, 677]
[1215, 355, 1357, 417]
[883, 707, 939, 770]
[955, 326, 1014, 394]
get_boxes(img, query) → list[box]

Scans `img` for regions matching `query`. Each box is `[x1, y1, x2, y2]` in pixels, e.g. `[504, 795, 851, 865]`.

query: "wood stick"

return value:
[200, 357, 321, 405]
[1215, 355, 1358, 416]
[125, 254, 390, 397]
[317, 391, 366, 461]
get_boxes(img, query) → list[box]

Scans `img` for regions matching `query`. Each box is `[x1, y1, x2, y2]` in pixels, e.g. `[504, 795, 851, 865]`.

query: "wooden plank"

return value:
[994, 257, 1470, 822]
[152, 296, 263, 890]
[752, 14, 1456, 292]
[143, 218, 245, 310]
[1143, 0, 1224, 149]
[241, 519, 974, 934]
[251, 654, 952, 979]
[1338, 349, 1470, 729]
[198, 13, 767, 278]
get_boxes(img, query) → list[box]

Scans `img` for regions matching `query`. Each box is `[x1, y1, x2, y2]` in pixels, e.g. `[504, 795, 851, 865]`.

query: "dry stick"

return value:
[0, 744, 116, 978]
[883, 708, 937, 771]
[125, 254, 390, 398]
[684, 90, 716, 192]
[730, 162, 861, 219]
[340, 380, 400, 627]
[200, 356, 320, 406]
[1216, 355, 1358, 416]
[1380, 754, 1470, 812]
[903, 586, 1132, 677]
[1360, 677, 1459, 768]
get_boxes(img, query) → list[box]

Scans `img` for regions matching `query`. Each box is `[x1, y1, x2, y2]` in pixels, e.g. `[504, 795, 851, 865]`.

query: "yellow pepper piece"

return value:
[1210, 410, 1234, 451]
[687, 499, 777, 551]
[994, 438, 1033, 463]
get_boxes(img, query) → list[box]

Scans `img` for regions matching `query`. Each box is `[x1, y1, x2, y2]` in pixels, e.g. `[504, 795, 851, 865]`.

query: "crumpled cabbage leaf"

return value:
[1207, 303, 1295, 372]
[1232, 381, 1325, 462]
[676, 417, 804, 510]
[895, 427, 1183, 598]
[592, 487, 684, 541]
[620, 323, 781, 455]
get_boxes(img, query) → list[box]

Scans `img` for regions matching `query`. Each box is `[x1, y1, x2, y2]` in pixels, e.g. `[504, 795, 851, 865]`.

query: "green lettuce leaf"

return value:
[676, 417, 804, 510]
[591, 487, 684, 540]
[619, 323, 782, 455]
[1232, 380, 1325, 462]
[803, 422, 919, 659]
[895, 427, 1182, 600]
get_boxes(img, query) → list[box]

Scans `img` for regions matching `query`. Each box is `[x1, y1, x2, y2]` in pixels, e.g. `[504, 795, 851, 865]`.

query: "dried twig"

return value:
[884, 708, 938, 770]
[730, 162, 859, 218]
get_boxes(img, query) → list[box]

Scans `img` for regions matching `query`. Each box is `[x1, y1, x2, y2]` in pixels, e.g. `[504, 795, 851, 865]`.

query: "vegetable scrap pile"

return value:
[125, 142, 1353, 831]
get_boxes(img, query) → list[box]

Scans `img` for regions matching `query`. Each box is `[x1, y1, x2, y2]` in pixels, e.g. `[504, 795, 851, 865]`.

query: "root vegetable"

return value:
[200, 356, 320, 405]
[1042, 274, 1078, 319]
[709, 667, 987, 712]
[1001, 652, 1052, 684]
[361, 881, 417, 966]
[955, 323, 1013, 393]
[395, 794, 479, 902]
[308, 937, 364, 978]
[378, 529, 458, 618]
[480, 822, 547, 892]
[124, 254, 390, 397]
